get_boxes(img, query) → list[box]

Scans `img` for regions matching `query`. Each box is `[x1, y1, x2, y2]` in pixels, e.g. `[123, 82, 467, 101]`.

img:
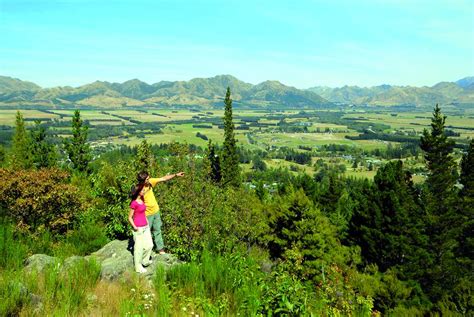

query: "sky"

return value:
[0, 0, 473, 89]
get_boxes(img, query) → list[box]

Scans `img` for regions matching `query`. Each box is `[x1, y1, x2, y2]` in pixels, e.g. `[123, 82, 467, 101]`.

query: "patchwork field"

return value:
[2, 107, 472, 181]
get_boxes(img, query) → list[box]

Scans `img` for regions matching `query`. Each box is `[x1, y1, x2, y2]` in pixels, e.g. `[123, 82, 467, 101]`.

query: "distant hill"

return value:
[0, 76, 41, 93]
[456, 76, 474, 88]
[1, 75, 473, 108]
[307, 77, 474, 106]
[0, 75, 330, 108]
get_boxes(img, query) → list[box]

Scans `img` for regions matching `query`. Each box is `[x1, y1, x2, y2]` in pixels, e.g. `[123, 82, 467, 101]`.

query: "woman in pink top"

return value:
[129, 184, 153, 273]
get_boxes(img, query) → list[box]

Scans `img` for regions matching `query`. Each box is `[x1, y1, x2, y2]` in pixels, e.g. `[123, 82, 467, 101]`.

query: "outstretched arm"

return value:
[154, 172, 185, 183]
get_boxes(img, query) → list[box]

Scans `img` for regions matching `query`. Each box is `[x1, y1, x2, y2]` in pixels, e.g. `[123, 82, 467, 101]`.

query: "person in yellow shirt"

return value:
[136, 170, 185, 255]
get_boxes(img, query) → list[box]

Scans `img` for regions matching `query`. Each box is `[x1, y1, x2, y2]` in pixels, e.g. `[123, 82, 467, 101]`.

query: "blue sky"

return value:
[1, 0, 473, 88]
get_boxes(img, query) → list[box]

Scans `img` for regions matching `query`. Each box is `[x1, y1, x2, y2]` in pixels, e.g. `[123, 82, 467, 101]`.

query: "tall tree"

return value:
[11, 110, 32, 169]
[64, 110, 91, 172]
[135, 139, 154, 172]
[456, 139, 474, 294]
[372, 161, 428, 279]
[206, 140, 221, 183]
[221, 87, 240, 187]
[419, 104, 460, 302]
[420, 104, 458, 210]
[267, 189, 355, 282]
[31, 121, 57, 168]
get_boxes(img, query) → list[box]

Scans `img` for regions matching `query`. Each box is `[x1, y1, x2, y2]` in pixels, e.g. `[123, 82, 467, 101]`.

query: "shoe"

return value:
[158, 249, 167, 255]
[142, 260, 152, 267]
[136, 267, 147, 274]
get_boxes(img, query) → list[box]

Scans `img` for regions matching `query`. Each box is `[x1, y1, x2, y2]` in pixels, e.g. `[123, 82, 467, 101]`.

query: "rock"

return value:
[88, 240, 131, 262]
[24, 254, 59, 273]
[87, 239, 184, 281]
[30, 293, 43, 313]
[62, 255, 88, 270]
[24, 239, 184, 282]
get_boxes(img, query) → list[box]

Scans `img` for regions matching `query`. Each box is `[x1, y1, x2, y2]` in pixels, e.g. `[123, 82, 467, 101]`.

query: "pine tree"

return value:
[221, 87, 240, 187]
[419, 104, 460, 302]
[420, 104, 458, 209]
[11, 110, 32, 169]
[373, 161, 428, 278]
[206, 140, 221, 183]
[64, 110, 91, 172]
[31, 121, 57, 168]
[456, 139, 474, 287]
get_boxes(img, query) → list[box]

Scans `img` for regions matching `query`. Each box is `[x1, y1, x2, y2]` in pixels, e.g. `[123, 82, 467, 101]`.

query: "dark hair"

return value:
[130, 183, 145, 202]
[137, 171, 149, 184]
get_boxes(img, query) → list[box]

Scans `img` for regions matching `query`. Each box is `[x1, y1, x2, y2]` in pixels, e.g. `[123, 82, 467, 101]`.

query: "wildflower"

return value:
[131, 288, 136, 292]
[182, 307, 187, 311]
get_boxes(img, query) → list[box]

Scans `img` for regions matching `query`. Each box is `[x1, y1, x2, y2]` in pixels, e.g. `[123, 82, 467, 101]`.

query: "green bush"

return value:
[90, 161, 135, 239]
[160, 171, 267, 261]
[0, 168, 88, 235]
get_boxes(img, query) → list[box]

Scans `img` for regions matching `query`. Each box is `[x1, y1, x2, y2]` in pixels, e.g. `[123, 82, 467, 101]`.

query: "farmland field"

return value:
[2, 106, 473, 180]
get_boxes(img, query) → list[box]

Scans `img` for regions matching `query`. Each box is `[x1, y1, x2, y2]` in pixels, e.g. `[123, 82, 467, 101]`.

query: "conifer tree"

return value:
[64, 110, 91, 172]
[419, 104, 460, 301]
[11, 110, 32, 169]
[420, 104, 457, 210]
[31, 121, 57, 168]
[456, 139, 474, 279]
[372, 161, 428, 278]
[206, 140, 221, 183]
[221, 87, 240, 187]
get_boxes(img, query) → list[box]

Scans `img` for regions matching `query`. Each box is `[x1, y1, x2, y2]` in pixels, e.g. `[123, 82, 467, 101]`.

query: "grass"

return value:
[0, 110, 59, 126]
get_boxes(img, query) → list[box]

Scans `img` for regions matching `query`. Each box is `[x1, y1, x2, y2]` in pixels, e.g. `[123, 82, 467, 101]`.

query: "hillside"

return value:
[0, 75, 330, 108]
[2, 75, 473, 108]
[307, 77, 474, 106]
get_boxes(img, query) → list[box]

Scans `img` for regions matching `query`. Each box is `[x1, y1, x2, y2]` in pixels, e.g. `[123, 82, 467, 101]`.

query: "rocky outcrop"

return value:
[24, 239, 183, 281]
[24, 254, 59, 273]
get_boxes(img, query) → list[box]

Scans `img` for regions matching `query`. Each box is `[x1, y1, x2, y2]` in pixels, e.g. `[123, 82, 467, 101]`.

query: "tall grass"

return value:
[0, 218, 30, 270]
[22, 258, 101, 315]
[0, 270, 28, 316]
[156, 250, 265, 315]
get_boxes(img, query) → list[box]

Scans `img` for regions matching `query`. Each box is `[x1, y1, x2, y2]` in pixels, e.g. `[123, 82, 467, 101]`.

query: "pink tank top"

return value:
[130, 200, 148, 227]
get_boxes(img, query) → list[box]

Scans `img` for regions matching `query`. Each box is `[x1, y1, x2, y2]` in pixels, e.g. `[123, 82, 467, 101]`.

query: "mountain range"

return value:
[0, 75, 329, 108]
[307, 77, 474, 106]
[0, 75, 473, 108]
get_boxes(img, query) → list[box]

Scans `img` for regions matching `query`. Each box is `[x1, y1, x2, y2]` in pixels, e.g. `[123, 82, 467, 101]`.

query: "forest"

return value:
[0, 91, 472, 315]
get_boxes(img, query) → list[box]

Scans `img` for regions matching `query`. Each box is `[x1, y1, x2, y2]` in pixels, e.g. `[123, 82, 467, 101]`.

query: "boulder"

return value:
[24, 239, 184, 281]
[86, 239, 183, 281]
[24, 254, 59, 273]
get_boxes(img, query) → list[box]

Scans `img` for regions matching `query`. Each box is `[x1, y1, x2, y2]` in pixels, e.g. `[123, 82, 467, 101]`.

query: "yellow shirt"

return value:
[143, 178, 160, 216]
